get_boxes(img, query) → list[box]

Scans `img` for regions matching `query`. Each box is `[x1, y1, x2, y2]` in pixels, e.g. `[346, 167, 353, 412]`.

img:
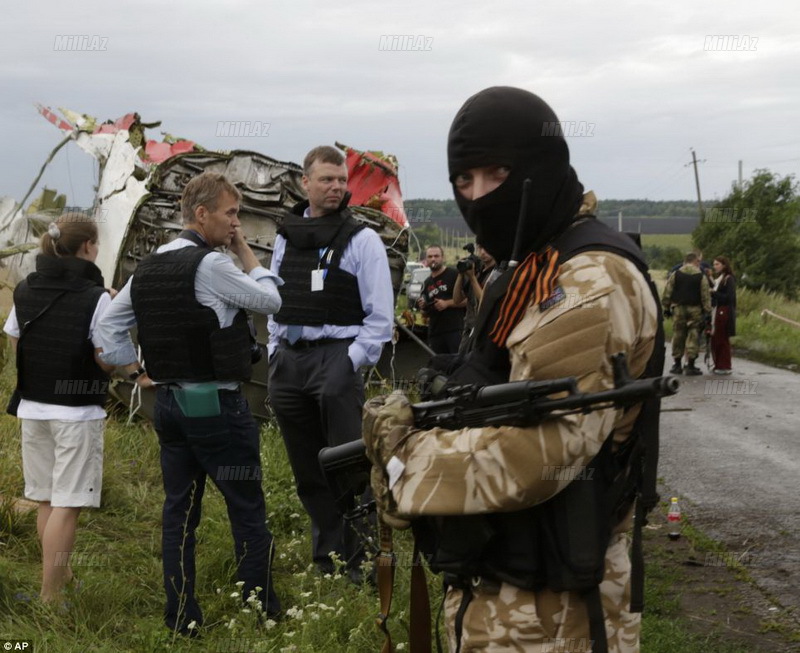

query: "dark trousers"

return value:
[429, 330, 462, 355]
[268, 340, 369, 572]
[711, 306, 733, 370]
[153, 386, 280, 632]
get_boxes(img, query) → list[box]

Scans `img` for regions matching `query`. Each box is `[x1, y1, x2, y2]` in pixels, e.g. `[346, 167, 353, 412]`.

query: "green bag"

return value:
[172, 383, 221, 418]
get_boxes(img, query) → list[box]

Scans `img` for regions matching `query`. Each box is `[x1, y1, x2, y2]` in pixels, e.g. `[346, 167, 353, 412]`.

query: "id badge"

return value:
[311, 269, 324, 292]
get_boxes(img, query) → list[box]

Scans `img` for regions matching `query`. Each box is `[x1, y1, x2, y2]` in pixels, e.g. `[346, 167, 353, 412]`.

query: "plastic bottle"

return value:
[667, 497, 681, 541]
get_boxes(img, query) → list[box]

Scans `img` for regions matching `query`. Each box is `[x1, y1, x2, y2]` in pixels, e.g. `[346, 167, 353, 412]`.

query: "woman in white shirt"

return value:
[4, 213, 114, 603]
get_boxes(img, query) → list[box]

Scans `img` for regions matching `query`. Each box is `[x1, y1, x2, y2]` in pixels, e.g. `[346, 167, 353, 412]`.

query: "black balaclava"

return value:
[447, 86, 585, 263]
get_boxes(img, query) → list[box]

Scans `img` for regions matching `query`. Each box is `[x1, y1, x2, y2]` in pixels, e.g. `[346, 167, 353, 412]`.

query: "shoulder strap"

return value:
[177, 229, 212, 249]
[326, 215, 365, 270]
[19, 290, 70, 337]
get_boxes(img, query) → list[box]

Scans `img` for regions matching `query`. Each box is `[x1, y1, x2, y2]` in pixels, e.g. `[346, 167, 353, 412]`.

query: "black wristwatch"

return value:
[129, 367, 146, 381]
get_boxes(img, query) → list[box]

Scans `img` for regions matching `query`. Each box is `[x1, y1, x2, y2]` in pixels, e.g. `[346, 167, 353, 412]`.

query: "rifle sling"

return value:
[410, 543, 432, 653]
[376, 521, 395, 653]
[629, 497, 646, 613]
[585, 585, 609, 653]
[376, 519, 433, 653]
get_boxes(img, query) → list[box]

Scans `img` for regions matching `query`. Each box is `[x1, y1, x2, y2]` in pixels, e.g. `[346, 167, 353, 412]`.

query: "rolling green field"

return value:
[640, 233, 693, 251]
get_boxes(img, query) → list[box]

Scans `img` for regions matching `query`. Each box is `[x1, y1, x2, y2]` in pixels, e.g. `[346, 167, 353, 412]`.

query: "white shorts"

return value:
[21, 418, 104, 508]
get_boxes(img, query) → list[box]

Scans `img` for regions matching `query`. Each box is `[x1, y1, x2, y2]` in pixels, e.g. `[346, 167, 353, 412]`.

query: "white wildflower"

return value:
[286, 606, 304, 620]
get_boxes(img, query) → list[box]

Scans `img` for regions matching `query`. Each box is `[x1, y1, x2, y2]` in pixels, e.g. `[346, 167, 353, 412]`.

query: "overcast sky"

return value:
[1, 0, 797, 210]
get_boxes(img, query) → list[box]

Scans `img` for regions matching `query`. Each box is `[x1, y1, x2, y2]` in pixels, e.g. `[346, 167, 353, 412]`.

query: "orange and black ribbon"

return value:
[489, 246, 561, 348]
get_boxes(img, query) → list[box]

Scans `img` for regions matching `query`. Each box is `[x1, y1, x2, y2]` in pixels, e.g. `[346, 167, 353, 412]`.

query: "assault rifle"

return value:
[318, 353, 679, 519]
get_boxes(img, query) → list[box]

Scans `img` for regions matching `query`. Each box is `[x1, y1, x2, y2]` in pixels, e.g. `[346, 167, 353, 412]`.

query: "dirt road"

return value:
[658, 354, 800, 621]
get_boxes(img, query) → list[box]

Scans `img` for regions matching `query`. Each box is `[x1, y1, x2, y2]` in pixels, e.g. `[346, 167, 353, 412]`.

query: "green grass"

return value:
[733, 288, 800, 368]
[0, 356, 441, 652]
[0, 408, 770, 653]
[641, 233, 694, 251]
[1, 307, 798, 651]
[641, 505, 799, 651]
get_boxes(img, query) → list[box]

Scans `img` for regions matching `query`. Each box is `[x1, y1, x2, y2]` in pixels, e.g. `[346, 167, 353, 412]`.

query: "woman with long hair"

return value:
[711, 255, 736, 374]
[4, 212, 114, 602]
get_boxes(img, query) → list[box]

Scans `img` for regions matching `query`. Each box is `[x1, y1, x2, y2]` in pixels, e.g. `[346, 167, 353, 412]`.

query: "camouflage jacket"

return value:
[387, 251, 658, 522]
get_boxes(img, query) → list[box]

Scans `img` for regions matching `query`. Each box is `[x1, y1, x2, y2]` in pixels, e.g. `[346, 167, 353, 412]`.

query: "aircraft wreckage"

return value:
[0, 106, 428, 420]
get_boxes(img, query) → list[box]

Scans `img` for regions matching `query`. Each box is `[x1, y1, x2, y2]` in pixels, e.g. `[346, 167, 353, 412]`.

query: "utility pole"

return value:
[687, 148, 706, 222]
[617, 211, 623, 232]
[738, 160, 743, 189]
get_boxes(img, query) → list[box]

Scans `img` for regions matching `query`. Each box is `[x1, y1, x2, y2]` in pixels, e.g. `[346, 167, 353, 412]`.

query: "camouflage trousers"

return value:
[444, 532, 639, 652]
[670, 304, 704, 360]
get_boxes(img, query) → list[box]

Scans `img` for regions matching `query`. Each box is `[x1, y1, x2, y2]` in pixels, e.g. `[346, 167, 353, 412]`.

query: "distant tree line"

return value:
[403, 198, 701, 220]
[405, 174, 800, 300]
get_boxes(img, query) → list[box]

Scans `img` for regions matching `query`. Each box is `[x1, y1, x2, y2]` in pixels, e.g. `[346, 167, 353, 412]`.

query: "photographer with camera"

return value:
[453, 242, 497, 353]
[416, 244, 466, 354]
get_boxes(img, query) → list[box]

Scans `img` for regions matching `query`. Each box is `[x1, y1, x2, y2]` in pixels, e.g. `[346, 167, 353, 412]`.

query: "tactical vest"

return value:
[14, 257, 109, 407]
[274, 207, 366, 327]
[671, 269, 703, 305]
[415, 218, 665, 652]
[130, 244, 252, 383]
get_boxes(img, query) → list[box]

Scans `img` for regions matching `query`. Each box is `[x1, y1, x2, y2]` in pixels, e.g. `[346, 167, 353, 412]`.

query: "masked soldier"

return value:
[364, 87, 662, 652]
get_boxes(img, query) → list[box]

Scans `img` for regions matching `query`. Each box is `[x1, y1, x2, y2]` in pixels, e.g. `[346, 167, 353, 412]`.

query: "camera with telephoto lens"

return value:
[456, 257, 475, 273]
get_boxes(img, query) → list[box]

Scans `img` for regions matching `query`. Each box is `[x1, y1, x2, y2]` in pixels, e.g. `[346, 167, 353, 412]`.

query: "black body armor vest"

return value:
[671, 269, 703, 305]
[130, 242, 252, 383]
[274, 204, 366, 327]
[14, 256, 109, 406]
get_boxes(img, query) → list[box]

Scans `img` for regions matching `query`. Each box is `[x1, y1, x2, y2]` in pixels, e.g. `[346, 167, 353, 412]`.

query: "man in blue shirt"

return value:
[267, 145, 394, 581]
[96, 172, 283, 634]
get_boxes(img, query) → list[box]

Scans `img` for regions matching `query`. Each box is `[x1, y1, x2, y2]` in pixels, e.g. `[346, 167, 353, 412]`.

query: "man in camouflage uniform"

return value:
[364, 87, 659, 652]
[662, 251, 711, 375]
